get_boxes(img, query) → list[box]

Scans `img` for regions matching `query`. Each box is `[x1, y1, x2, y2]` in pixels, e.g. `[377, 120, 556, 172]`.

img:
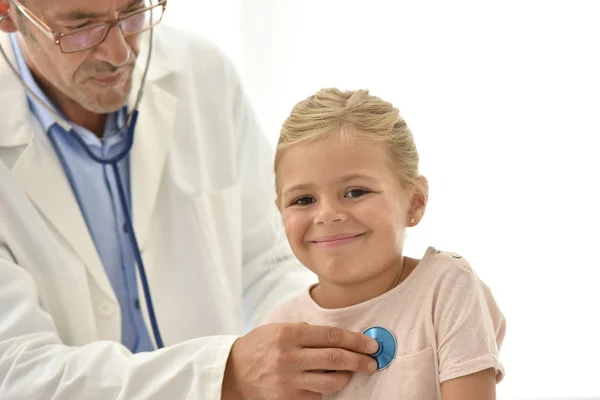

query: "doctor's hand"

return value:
[221, 323, 379, 400]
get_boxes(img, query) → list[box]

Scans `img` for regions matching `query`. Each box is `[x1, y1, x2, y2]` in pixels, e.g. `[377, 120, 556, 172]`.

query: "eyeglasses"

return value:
[10, 0, 167, 53]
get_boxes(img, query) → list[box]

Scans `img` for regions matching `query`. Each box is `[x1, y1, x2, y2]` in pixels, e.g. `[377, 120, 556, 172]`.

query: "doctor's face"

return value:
[277, 135, 412, 287]
[12, 0, 144, 114]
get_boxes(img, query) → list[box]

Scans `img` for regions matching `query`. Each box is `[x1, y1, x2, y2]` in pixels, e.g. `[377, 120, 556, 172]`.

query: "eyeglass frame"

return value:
[9, 0, 167, 53]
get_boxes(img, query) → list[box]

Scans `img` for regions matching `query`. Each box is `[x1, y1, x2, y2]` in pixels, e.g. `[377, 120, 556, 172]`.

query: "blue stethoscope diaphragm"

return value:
[362, 326, 397, 370]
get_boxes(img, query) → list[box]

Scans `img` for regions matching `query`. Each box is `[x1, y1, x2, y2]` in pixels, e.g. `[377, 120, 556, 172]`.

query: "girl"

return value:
[262, 88, 505, 399]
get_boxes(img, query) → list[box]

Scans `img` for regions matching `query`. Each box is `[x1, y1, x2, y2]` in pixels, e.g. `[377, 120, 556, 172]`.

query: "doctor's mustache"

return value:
[76, 53, 137, 81]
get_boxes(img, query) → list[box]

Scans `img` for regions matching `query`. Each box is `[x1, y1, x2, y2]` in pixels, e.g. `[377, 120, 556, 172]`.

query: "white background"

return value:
[164, 1, 600, 399]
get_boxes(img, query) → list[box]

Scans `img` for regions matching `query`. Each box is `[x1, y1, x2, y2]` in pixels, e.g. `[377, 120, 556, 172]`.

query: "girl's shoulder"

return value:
[415, 247, 498, 306]
[418, 246, 480, 284]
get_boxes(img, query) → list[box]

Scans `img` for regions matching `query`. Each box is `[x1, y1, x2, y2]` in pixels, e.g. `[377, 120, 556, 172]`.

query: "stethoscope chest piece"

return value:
[362, 326, 397, 370]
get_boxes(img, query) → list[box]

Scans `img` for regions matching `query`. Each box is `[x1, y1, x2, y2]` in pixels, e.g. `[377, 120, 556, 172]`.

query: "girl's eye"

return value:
[345, 188, 370, 198]
[292, 196, 315, 206]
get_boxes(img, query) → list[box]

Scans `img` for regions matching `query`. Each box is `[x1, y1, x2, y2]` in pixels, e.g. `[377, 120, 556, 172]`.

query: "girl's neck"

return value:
[310, 256, 419, 309]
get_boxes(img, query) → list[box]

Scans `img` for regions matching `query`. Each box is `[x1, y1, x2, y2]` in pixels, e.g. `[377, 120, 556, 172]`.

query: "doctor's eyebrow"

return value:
[54, 0, 144, 20]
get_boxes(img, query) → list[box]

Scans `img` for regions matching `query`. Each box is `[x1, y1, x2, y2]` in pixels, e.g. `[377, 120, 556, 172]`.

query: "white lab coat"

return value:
[0, 25, 314, 399]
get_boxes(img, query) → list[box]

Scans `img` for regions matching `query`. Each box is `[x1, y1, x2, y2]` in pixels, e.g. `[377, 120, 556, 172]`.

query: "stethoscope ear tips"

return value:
[362, 326, 397, 370]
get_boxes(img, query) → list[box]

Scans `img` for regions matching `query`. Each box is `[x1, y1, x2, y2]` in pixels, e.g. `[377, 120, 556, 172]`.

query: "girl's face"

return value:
[277, 135, 416, 292]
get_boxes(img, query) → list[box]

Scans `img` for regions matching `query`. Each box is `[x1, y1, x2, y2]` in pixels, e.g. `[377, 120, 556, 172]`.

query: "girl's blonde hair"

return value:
[275, 88, 421, 195]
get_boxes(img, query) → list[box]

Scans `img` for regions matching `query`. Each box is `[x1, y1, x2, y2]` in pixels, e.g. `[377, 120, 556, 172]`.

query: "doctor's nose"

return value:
[93, 26, 131, 67]
[314, 201, 348, 225]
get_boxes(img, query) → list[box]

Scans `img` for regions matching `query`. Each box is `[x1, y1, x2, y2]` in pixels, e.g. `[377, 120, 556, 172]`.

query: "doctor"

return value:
[0, 0, 380, 399]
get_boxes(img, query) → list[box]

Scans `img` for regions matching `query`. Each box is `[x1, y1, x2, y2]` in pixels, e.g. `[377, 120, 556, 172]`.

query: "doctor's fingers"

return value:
[298, 347, 378, 374]
[295, 371, 353, 395]
[290, 324, 379, 355]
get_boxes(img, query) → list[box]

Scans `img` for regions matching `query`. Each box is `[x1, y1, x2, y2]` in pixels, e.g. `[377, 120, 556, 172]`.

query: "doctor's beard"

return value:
[72, 54, 138, 114]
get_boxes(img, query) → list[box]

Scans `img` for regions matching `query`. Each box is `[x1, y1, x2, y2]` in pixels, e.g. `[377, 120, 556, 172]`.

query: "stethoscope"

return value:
[363, 326, 397, 370]
[323, 327, 397, 372]
[0, 15, 165, 349]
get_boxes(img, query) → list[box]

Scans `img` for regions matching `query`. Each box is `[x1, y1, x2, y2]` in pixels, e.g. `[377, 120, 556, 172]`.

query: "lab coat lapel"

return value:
[129, 54, 177, 249]
[0, 34, 30, 150]
[0, 34, 116, 300]
[10, 138, 117, 301]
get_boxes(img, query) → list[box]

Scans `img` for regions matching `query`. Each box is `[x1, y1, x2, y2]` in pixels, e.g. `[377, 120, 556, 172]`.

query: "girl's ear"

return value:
[408, 176, 429, 226]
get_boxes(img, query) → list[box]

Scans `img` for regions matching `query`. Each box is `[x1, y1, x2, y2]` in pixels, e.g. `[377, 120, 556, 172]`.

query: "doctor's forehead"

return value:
[39, 0, 144, 19]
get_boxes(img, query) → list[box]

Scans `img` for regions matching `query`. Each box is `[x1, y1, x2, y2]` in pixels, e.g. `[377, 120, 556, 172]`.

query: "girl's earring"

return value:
[410, 217, 416, 224]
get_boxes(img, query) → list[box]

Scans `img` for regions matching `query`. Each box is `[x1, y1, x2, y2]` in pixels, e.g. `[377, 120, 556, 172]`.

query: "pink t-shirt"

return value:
[261, 247, 506, 399]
